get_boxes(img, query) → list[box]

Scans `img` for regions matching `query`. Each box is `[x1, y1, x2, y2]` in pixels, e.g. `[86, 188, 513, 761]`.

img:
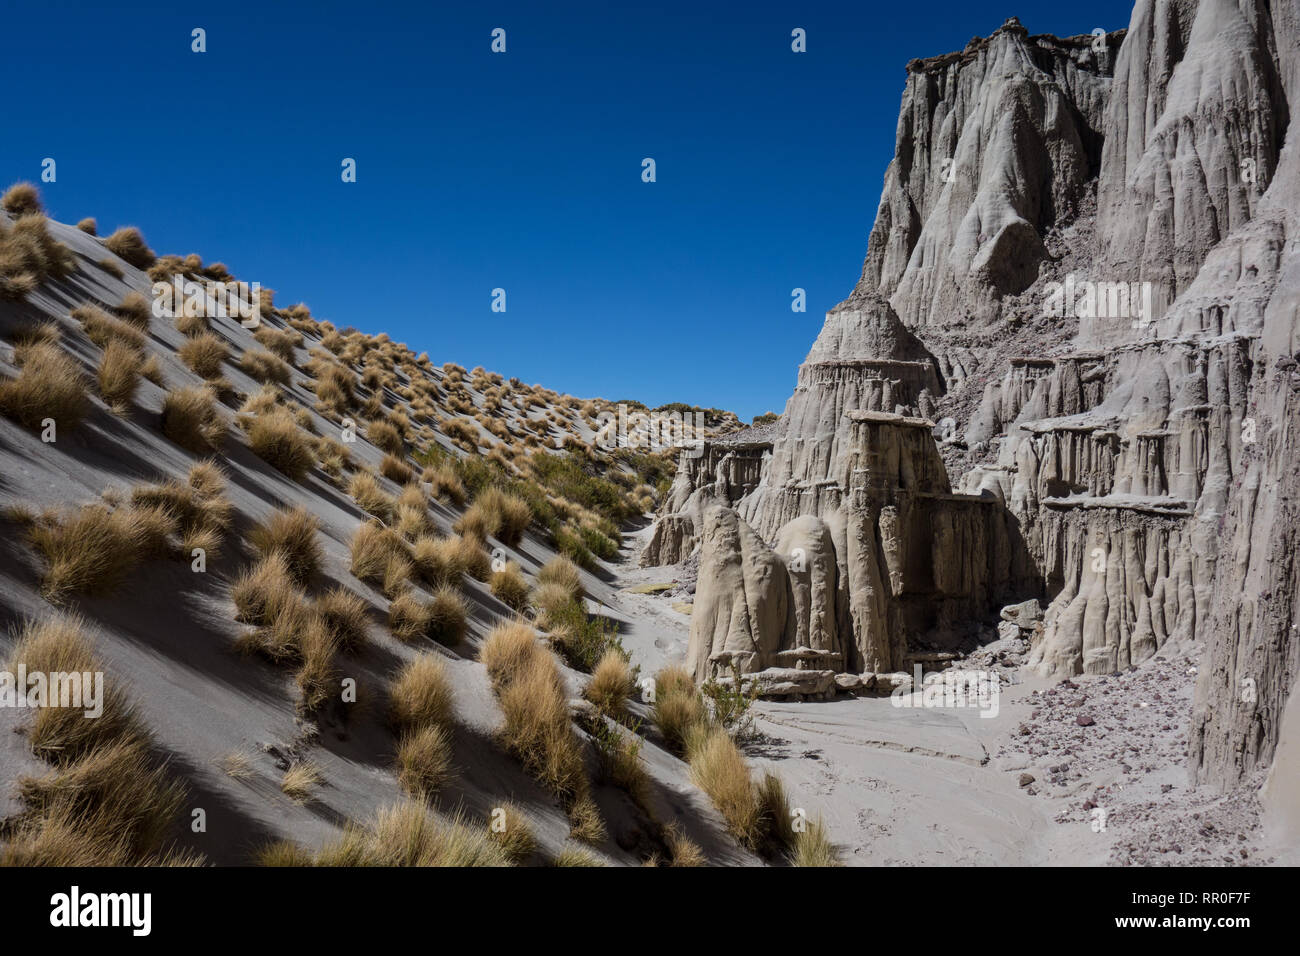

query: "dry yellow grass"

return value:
[179, 331, 228, 379]
[316, 586, 370, 654]
[685, 723, 761, 847]
[96, 339, 143, 412]
[389, 654, 454, 732]
[160, 385, 226, 453]
[422, 462, 465, 505]
[248, 506, 322, 584]
[480, 621, 540, 689]
[280, 761, 322, 803]
[231, 551, 300, 626]
[252, 325, 299, 362]
[396, 724, 453, 798]
[388, 590, 433, 642]
[489, 561, 530, 611]
[239, 348, 291, 384]
[115, 291, 152, 329]
[651, 666, 704, 753]
[426, 584, 467, 644]
[261, 802, 509, 867]
[537, 555, 583, 600]
[348, 471, 394, 521]
[73, 303, 146, 350]
[26, 505, 151, 602]
[0, 341, 89, 431]
[103, 226, 155, 269]
[790, 818, 840, 867]
[454, 487, 532, 546]
[349, 520, 407, 583]
[585, 649, 635, 718]
[243, 408, 313, 480]
[367, 419, 404, 455]
[2, 182, 43, 216]
[486, 803, 536, 864]
[380, 453, 413, 484]
[497, 650, 587, 801]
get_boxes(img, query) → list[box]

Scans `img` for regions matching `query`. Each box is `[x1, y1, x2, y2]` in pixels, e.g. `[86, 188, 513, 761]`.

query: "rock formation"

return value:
[654, 3, 1298, 793]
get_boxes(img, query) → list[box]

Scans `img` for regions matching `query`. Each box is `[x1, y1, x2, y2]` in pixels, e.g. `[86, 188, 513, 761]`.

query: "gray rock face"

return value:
[657, 2, 1300, 795]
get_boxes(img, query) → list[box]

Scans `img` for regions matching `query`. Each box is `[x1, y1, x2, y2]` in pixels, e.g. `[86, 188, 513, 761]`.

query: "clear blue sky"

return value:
[3, 0, 1134, 421]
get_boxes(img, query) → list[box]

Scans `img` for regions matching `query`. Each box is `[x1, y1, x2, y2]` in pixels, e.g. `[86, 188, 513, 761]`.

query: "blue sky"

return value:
[4, 0, 1134, 421]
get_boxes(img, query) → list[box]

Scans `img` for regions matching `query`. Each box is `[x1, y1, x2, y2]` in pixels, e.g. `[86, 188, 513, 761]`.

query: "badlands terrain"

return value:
[2, 0, 1298, 869]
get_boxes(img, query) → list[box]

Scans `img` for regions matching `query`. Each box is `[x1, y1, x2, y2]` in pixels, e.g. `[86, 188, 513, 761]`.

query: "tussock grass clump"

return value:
[489, 561, 530, 611]
[537, 555, 583, 601]
[179, 331, 228, 379]
[314, 435, 352, 479]
[389, 654, 454, 733]
[231, 551, 300, 626]
[367, 419, 404, 455]
[665, 825, 708, 867]
[7, 617, 141, 762]
[261, 803, 509, 867]
[422, 462, 465, 505]
[78, 218, 99, 236]
[316, 586, 370, 654]
[380, 453, 413, 484]
[480, 621, 540, 689]
[73, 303, 146, 350]
[684, 723, 761, 847]
[253, 326, 300, 362]
[349, 520, 407, 583]
[97, 257, 123, 279]
[96, 339, 143, 412]
[454, 487, 532, 546]
[1, 617, 197, 866]
[103, 226, 155, 269]
[397, 724, 453, 798]
[426, 585, 467, 644]
[553, 846, 603, 867]
[487, 804, 536, 864]
[388, 591, 433, 642]
[651, 666, 705, 754]
[161, 385, 226, 453]
[2, 182, 43, 216]
[248, 506, 322, 584]
[498, 651, 587, 800]
[280, 761, 322, 803]
[790, 818, 840, 867]
[294, 619, 338, 712]
[585, 649, 635, 718]
[239, 348, 291, 384]
[243, 408, 314, 480]
[115, 291, 152, 329]
[0, 342, 89, 431]
[27, 505, 147, 602]
[0, 214, 76, 298]
[130, 464, 232, 558]
[348, 471, 394, 521]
